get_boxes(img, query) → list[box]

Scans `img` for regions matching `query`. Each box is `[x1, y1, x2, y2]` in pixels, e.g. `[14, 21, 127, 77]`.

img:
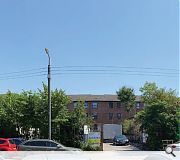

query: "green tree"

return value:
[0, 84, 93, 149]
[35, 84, 71, 139]
[67, 100, 93, 147]
[52, 88, 70, 124]
[18, 91, 40, 138]
[136, 82, 179, 150]
[51, 88, 71, 142]
[0, 91, 22, 137]
[117, 86, 136, 112]
[123, 119, 140, 136]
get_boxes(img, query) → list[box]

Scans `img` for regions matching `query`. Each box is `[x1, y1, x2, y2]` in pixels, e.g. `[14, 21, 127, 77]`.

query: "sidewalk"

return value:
[103, 143, 140, 151]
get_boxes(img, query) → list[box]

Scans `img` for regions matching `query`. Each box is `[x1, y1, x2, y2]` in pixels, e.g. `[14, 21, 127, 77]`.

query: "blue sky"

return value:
[0, 0, 179, 95]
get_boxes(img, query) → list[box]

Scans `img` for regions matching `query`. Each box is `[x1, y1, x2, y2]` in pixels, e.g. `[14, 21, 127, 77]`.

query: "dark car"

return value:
[113, 135, 129, 146]
[17, 139, 81, 151]
[10, 138, 24, 146]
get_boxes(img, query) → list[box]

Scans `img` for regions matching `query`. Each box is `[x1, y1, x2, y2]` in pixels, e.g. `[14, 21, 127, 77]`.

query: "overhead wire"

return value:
[51, 72, 178, 77]
[52, 65, 180, 71]
[0, 71, 47, 79]
[0, 67, 47, 80]
[0, 67, 46, 76]
[0, 74, 47, 80]
[51, 69, 179, 75]
[0, 65, 179, 80]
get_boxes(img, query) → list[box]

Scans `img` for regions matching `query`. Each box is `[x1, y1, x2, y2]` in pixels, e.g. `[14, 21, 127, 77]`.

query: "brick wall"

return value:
[67, 100, 144, 129]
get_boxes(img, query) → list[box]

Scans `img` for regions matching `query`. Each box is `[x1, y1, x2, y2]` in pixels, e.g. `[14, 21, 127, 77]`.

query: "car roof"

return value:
[115, 135, 127, 138]
[22, 139, 58, 144]
[26, 139, 54, 141]
[115, 134, 126, 137]
[0, 138, 10, 140]
[10, 138, 23, 140]
[20, 139, 65, 147]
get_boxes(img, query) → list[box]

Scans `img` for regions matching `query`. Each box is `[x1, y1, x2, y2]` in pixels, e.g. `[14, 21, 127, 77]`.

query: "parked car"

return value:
[10, 138, 24, 146]
[113, 134, 129, 146]
[0, 138, 17, 151]
[167, 141, 180, 151]
[17, 139, 81, 151]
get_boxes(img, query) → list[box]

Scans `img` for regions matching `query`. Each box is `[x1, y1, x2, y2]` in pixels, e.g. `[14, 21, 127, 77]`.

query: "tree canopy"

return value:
[136, 82, 179, 150]
[117, 86, 136, 112]
[0, 84, 92, 148]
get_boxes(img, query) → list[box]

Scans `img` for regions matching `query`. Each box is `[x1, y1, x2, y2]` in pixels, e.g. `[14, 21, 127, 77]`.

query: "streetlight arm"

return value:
[45, 48, 51, 65]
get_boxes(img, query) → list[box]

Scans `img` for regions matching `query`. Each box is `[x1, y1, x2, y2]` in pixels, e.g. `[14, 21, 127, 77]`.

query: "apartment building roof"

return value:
[69, 94, 142, 102]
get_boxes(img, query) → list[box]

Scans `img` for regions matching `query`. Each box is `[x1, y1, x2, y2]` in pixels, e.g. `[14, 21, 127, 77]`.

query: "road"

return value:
[103, 143, 140, 151]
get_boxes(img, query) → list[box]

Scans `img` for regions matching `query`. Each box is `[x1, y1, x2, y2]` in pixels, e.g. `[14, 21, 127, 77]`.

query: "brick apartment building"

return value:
[68, 95, 143, 131]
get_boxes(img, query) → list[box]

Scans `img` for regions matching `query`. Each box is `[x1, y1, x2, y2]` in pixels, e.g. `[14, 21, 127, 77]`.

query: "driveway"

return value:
[103, 143, 140, 151]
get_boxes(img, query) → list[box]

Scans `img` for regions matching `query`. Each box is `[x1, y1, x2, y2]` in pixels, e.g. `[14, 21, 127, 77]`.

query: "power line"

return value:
[51, 69, 179, 75]
[0, 66, 179, 81]
[0, 73, 46, 80]
[0, 72, 177, 81]
[0, 71, 47, 79]
[0, 67, 46, 76]
[52, 65, 179, 71]
[51, 72, 179, 77]
[0, 69, 178, 80]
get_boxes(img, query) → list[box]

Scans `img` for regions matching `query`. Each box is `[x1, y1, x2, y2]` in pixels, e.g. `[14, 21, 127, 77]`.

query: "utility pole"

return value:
[100, 123, 103, 151]
[45, 48, 51, 140]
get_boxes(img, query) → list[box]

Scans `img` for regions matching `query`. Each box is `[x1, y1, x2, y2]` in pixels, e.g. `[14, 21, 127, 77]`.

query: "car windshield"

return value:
[55, 141, 65, 148]
[9, 140, 15, 144]
[11, 139, 23, 145]
[116, 135, 126, 139]
[46, 140, 65, 148]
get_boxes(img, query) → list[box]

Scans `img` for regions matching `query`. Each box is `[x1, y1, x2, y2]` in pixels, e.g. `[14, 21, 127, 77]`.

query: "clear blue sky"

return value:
[0, 0, 179, 95]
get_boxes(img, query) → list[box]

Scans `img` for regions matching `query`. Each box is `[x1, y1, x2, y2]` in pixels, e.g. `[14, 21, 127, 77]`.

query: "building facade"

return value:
[67, 95, 144, 131]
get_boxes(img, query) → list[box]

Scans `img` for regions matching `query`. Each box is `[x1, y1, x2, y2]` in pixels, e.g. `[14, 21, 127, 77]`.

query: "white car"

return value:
[168, 141, 180, 151]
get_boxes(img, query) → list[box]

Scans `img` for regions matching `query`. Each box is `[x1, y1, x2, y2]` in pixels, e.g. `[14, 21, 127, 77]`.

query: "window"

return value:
[92, 113, 98, 119]
[117, 102, 122, 108]
[92, 102, 98, 109]
[35, 141, 46, 146]
[84, 102, 88, 109]
[73, 102, 77, 108]
[9, 140, 15, 144]
[109, 113, 113, 120]
[136, 102, 140, 109]
[24, 141, 35, 146]
[12, 139, 22, 145]
[46, 141, 58, 147]
[109, 102, 113, 108]
[117, 113, 121, 119]
[24, 141, 46, 146]
[93, 124, 98, 131]
[0, 140, 5, 144]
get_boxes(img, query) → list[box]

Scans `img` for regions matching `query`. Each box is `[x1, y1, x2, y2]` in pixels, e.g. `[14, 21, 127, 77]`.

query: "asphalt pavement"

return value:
[103, 143, 140, 151]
